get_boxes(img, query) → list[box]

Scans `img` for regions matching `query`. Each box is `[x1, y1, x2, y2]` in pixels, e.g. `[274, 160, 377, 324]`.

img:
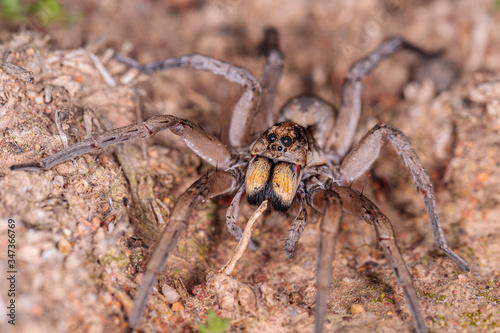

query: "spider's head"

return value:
[245, 122, 309, 211]
[249, 121, 309, 166]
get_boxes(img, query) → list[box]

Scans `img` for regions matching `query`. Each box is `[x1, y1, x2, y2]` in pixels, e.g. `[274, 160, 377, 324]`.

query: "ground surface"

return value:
[0, 0, 500, 332]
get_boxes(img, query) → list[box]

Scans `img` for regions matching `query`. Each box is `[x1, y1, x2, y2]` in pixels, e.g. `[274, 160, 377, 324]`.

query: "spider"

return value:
[10, 28, 470, 333]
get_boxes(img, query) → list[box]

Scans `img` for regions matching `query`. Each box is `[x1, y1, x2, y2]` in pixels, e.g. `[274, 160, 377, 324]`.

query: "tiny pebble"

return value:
[91, 216, 101, 229]
[41, 247, 64, 262]
[162, 284, 181, 304]
[458, 274, 468, 282]
[350, 303, 365, 314]
[413, 264, 429, 279]
[34, 95, 44, 104]
[285, 305, 303, 319]
[52, 175, 65, 188]
[172, 301, 184, 312]
[57, 238, 72, 256]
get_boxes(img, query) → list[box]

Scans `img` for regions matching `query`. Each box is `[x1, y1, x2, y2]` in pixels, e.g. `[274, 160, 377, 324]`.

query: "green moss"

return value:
[374, 293, 385, 303]
[0, 0, 25, 22]
[0, 0, 78, 25]
[494, 0, 500, 11]
[432, 315, 449, 328]
[198, 312, 230, 333]
[423, 291, 446, 301]
[100, 247, 130, 269]
[373, 293, 394, 304]
[461, 310, 499, 330]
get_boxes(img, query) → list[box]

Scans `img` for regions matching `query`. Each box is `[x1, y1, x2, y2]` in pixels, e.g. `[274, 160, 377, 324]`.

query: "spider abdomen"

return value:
[246, 156, 299, 211]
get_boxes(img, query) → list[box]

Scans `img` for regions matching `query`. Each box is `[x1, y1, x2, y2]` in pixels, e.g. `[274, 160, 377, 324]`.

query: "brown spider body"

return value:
[247, 121, 323, 211]
[10, 28, 470, 333]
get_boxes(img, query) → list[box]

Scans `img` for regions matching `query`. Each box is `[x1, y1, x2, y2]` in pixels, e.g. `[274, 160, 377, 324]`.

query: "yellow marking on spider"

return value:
[246, 157, 271, 196]
[272, 162, 298, 207]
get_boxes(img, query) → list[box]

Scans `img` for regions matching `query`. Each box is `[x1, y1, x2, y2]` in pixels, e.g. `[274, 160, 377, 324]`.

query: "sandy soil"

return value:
[0, 1, 499, 332]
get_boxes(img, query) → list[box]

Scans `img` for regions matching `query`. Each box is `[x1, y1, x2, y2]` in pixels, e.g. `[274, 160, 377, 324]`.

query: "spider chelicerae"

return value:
[10, 28, 470, 333]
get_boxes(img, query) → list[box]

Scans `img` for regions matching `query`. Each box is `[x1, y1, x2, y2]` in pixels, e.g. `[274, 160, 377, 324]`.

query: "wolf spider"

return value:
[11, 28, 470, 332]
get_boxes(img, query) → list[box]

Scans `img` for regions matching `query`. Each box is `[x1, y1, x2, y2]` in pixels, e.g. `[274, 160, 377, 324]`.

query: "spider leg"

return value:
[254, 27, 284, 134]
[308, 185, 342, 333]
[129, 169, 240, 328]
[10, 115, 232, 171]
[330, 37, 443, 160]
[115, 53, 262, 148]
[333, 186, 428, 333]
[225, 184, 258, 250]
[339, 122, 470, 272]
[285, 195, 308, 259]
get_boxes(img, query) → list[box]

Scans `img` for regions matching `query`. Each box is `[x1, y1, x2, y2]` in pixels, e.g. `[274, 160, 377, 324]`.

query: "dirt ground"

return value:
[1, 0, 500, 332]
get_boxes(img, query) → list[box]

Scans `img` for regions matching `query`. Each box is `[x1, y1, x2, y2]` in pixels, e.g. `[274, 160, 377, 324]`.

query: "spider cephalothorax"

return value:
[251, 121, 310, 164]
[10, 28, 470, 333]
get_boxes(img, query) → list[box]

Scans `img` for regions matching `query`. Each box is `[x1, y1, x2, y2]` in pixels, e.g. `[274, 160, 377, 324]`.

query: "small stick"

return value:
[0, 62, 34, 83]
[55, 109, 69, 148]
[221, 200, 268, 276]
[85, 49, 117, 87]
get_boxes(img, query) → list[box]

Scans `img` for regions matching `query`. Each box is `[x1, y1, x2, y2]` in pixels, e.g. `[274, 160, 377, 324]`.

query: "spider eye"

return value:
[267, 133, 277, 143]
[281, 136, 292, 147]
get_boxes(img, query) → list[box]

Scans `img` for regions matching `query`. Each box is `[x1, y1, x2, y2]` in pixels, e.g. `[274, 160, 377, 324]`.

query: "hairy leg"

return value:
[330, 37, 442, 160]
[225, 184, 258, 250]
[129, 170, 240, 328]
[10, 115, 232, 171]
[254, 27, 284, 134]
[284, 195, 307, 259]
[309, 186, 343, 333]
[115, 53, 262, 148]
[333, 186, 428, 333]
[339, 122, 470, 272]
